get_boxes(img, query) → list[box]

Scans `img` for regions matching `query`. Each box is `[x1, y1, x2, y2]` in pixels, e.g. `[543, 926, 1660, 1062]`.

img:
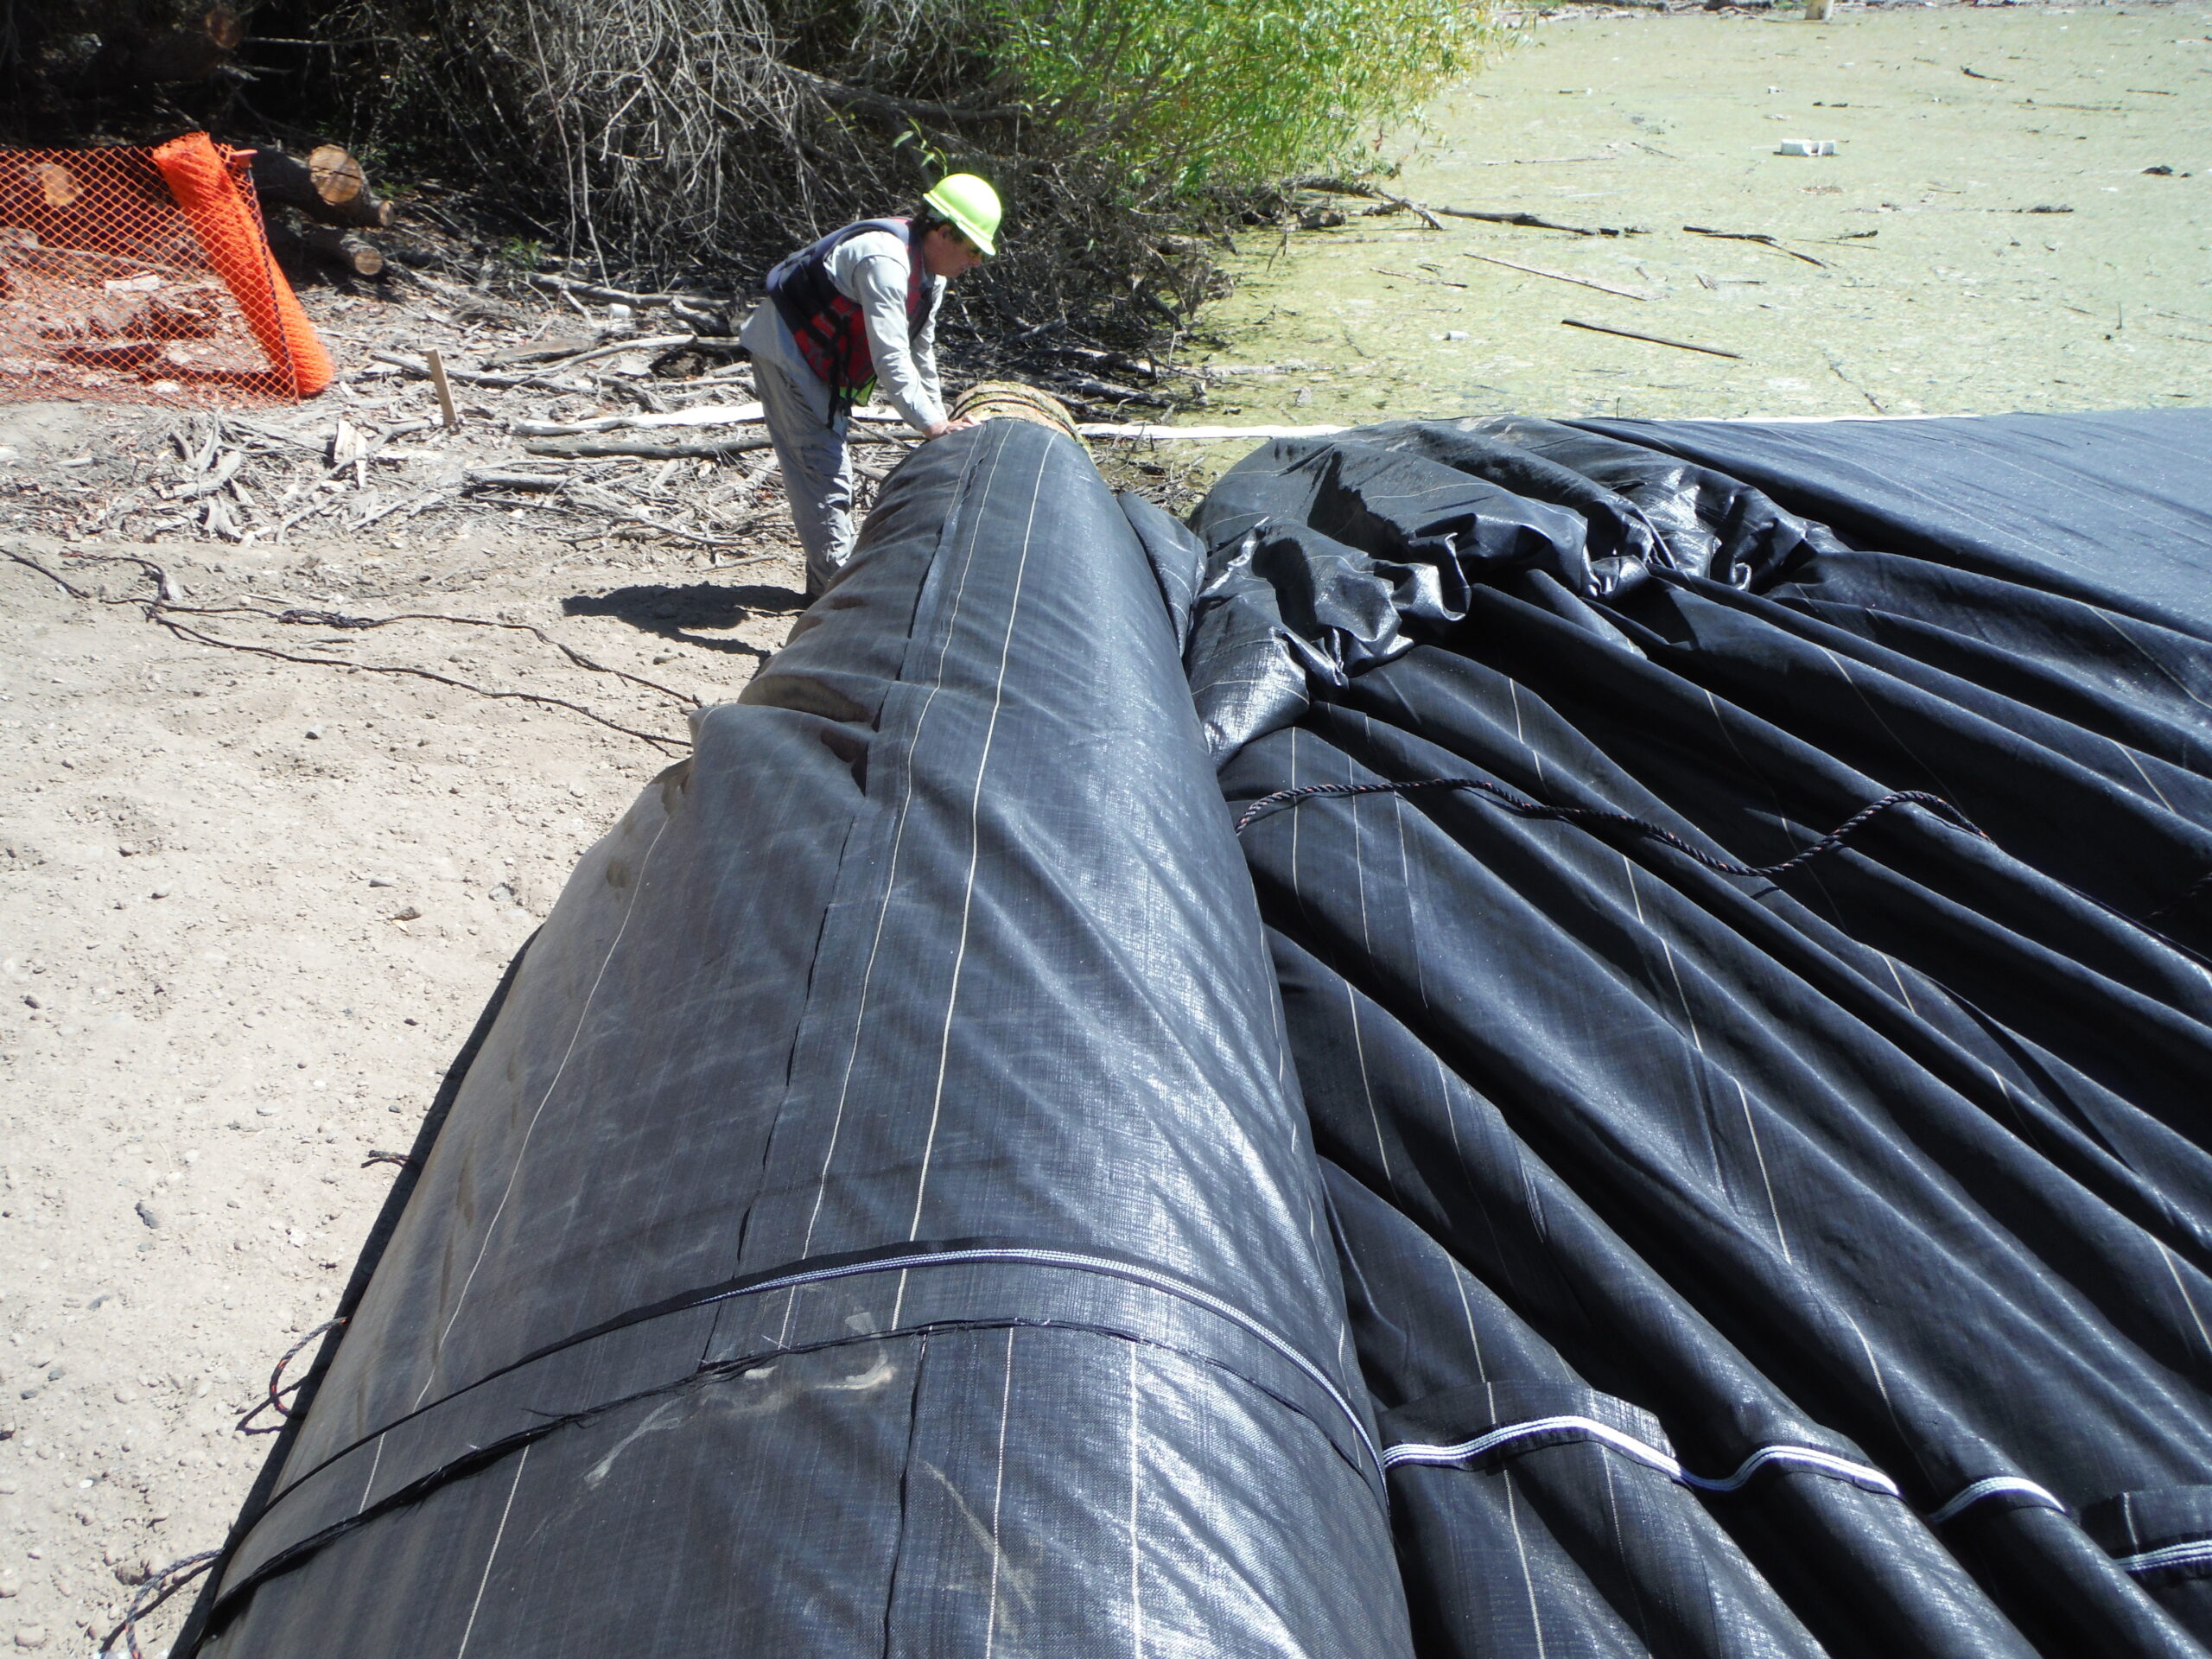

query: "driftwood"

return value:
[249, 147, 395, 231]
[1560, 317, 1745, 359]
[1682, 225, 1827, 268]
[1293, 176, 1637, 238]
[1462, 251, 1649, 300]
[1292, 176, 1443, 231]
[1438, 206, 1635, 238]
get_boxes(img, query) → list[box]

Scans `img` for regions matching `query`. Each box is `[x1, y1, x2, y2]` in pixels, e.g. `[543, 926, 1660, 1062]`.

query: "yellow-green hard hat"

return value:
[925, 174, 1001, 257]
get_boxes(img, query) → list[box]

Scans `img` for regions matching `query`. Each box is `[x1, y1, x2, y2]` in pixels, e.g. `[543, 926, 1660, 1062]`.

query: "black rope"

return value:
[237, 1318, 346, 1434]
[1233, 778, 1986, 880]
[103, 1549, 220, 1659]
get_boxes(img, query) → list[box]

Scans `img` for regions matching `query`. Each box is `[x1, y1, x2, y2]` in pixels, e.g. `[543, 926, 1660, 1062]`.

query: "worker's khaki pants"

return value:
[752, 346, 854, 598]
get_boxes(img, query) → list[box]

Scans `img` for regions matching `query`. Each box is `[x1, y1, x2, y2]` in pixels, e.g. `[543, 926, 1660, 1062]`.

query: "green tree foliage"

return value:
[991, 0, 1490, 192]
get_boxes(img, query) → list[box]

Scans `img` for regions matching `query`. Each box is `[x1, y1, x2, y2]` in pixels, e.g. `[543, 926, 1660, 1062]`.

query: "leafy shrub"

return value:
[261, 0, 1499, 337]
[995, 0, 1486, 194]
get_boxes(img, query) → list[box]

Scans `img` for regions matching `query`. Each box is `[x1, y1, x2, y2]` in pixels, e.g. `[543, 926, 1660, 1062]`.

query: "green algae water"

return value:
[1195, 3, 2212, 426]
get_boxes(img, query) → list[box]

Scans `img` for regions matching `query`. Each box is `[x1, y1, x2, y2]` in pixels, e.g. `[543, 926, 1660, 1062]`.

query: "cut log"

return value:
[265, 220, 385, 277]
[35, 161, 79, 208]
[249, 147, 395, 230]
[299, 223, 384, 276]
[307, 146, 369, 210]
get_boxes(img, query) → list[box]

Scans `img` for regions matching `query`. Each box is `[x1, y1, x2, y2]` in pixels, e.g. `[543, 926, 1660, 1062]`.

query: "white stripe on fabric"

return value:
[1383, 1416, 1682, 1480]
[2115, 1539, 2212, 1577]
[785, 430, 1012, 1354]
[1383, 1417, 1902, 1501]
[415, 808, 678, 1410]
[1926, 1476, 2067, 1526]
[904, 441, 1052, 1254]
[1679, 1444, 1899, 1497]
[798, 432, 1009, 1268]
[451, 1443, 530, 1659]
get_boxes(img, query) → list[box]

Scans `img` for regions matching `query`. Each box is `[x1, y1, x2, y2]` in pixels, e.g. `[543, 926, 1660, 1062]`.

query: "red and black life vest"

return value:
[766, 216, 940, 406]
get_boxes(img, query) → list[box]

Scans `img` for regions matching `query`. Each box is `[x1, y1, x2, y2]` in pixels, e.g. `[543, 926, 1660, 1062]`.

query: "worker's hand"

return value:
[923, 416, 977, 440]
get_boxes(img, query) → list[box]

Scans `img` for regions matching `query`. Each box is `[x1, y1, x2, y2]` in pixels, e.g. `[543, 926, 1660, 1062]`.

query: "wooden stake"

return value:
[1560, 317, 1745, 359]
[425, 348, 459, 430]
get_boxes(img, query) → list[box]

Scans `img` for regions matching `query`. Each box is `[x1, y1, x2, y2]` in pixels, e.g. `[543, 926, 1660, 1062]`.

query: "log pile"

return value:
[249, 147, 395, 232]
[250, 146, 397, 281]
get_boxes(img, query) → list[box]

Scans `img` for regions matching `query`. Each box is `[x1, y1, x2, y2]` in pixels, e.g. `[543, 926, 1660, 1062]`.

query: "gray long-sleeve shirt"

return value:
[741, 229, 947, 431]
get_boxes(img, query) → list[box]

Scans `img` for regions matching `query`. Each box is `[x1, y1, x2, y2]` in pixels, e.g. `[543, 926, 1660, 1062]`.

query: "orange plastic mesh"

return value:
[0, 137, 334, 408]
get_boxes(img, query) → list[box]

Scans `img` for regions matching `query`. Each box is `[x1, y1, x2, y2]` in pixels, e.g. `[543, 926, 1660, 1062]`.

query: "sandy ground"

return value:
[0, 386, 803, 1653]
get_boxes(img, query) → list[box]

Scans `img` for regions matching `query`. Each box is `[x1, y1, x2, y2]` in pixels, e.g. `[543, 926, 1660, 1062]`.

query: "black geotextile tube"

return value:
[1192, 412, 2212, 1659]
[189, 419, 1411, 1657]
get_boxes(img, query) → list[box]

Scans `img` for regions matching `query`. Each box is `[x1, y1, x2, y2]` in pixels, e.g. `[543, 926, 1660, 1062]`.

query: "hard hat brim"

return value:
[925, 186, 997, 257]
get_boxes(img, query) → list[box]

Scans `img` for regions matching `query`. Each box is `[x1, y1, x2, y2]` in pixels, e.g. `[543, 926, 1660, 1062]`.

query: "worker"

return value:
[741, 174, 1002, 597]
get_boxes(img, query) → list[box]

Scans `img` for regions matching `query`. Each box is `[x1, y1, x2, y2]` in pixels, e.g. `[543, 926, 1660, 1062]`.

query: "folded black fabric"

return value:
[1197, 411, 2212, 1659]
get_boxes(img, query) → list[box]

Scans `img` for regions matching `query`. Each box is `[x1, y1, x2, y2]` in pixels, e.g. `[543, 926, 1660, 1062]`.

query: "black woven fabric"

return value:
[187, 419, 1406, 1659]
[187, 409, 2212, 1659]
[1196, 412, 2212, 1659]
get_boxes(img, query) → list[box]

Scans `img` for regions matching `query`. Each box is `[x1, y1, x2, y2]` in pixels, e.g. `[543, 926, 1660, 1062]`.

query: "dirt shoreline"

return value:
[0, 374, 804, 1652]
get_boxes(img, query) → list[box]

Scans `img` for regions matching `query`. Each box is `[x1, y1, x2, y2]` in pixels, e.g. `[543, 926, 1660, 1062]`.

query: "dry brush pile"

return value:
[251, 0, 1501, 353]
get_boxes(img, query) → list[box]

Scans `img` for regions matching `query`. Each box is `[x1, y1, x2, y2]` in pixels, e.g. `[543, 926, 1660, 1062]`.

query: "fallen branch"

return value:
[512, 402, 765, 437]
[1461, 251, 1649, 299]
[527, 436, 776, 461]
[1055, 373, 1177, 408]
[1443, 205, 1634, 237]
[526, 274, 734, 309]
[1681, 225, 1827, 268]
[464, 468, 569, 492]
[564, 480, 791, 549]
[1289, 175, 1444, 231]
[533, 334, 697, 372]
[1044, 340, 1207, 387]
[1560, 317, 1744, 359]
[368, 349, 586, 393]
[1292, 175, 1633, 236]
[511, 402, 907, 439]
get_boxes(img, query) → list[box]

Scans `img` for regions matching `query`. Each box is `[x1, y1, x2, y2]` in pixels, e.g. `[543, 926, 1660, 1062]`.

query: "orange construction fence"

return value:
[0, 134, 333, 408]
